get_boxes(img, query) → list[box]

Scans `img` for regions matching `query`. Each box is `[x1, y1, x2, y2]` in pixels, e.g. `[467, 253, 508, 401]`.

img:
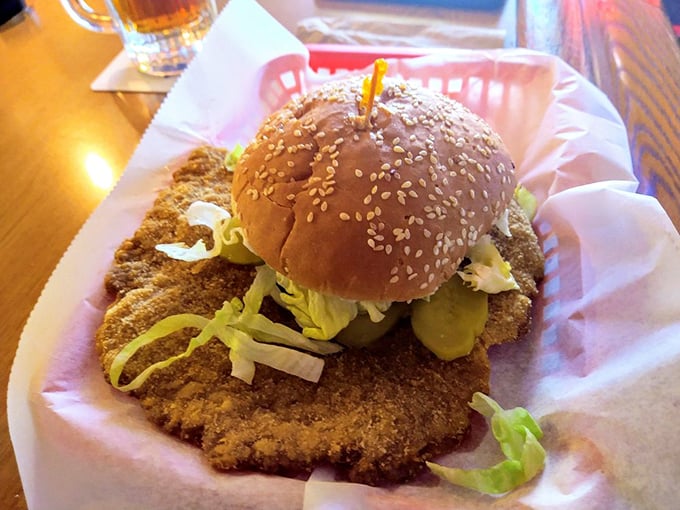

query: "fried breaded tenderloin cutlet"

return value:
[96, 147, 544, 485]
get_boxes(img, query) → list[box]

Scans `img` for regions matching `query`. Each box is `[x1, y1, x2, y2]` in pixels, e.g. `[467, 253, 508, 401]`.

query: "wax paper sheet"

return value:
[9, 0, 680, 508]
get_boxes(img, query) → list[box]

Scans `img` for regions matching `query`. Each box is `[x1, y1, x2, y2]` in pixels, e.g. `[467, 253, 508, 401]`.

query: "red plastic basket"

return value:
[307, 43, 459, 74]
[259, 44, 474, 115]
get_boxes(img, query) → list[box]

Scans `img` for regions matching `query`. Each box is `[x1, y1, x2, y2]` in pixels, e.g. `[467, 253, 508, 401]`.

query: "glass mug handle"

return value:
[59, 0, 115, 34]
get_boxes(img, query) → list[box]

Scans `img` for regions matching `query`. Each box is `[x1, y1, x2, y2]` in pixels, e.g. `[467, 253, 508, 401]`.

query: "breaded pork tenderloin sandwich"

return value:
[97, 61, 545, 489]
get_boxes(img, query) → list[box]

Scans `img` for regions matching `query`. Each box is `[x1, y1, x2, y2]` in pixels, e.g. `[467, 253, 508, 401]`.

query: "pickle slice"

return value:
[220, 241, 262, 265]
[219, 218, 262, 265]
[335, 302, 407, 348]
[411, 275, 488, 360]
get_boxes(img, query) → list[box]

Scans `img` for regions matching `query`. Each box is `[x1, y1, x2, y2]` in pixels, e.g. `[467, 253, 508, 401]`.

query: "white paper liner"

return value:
[9, 0, 680, 508]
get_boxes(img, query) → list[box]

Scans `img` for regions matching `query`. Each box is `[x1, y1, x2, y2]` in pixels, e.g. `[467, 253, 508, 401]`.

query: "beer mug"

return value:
[60, 0, 218, 76]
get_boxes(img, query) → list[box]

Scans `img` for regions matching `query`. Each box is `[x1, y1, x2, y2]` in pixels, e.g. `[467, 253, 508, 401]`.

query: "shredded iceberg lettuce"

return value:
[155, 201, 260, 264]
[108, 266, 342, 390]
[458, 235, 519, 293]
[271, 270, 391, 340]
[427, 392, 546, 494]
[493, 208, 511, 237]
[224, 143, 244, 171]
[156, 201, 231, 262]
[515, 184, 538, 221]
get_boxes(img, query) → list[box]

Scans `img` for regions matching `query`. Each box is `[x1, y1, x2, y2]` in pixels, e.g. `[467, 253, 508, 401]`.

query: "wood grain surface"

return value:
[1, 1, 679, 509]
[518, 0, 680, 231]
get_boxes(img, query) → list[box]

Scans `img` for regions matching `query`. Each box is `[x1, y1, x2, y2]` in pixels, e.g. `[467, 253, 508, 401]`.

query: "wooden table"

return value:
[1, 1, 678, 508]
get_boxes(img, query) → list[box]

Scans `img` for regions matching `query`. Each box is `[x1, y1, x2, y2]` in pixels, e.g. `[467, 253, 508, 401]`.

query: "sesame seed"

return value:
[355, 169, 363, 178]
[381, 191, 392, 200]
[307, 212, 314, 222]
[390, 275, 399, 284]
[339, 212, 350, 221]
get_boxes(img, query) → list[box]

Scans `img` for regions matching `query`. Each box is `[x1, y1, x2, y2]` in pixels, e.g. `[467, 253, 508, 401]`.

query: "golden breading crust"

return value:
[96, 146, 544, 485]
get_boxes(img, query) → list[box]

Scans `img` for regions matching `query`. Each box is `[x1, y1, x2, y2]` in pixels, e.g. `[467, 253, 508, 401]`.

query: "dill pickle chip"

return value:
[411, 275, 488, 360]
[220, 241, 262, 265]
[219, 218, 262, 265]
[336, 303, 408, 348]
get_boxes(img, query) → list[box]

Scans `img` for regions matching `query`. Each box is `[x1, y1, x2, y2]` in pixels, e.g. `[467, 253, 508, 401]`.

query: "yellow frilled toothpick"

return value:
[358, 58, 388, 128]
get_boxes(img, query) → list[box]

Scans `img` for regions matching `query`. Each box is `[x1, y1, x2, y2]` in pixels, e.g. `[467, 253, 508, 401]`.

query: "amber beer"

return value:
[104, 0, 216, 75]
[111, 0, 209, 34]
[60, 0, 216, 75]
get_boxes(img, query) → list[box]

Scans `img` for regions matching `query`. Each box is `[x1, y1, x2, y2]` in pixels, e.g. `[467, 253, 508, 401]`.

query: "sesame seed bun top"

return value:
[231, 76, 516, 302]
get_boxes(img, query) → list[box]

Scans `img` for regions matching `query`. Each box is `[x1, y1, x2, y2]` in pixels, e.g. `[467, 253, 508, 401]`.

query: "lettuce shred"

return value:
[493, 208, 511, 237]
[155, 200, 259, 264]
[427, 393, 546, 494]
[271, 271, 391, 340]
[156, 201, 235, 261]
[457, 235, 519, 293]
[108, 266, 343, 390]
[224, 143, 244, 171]
[515, 184, 538, 221]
